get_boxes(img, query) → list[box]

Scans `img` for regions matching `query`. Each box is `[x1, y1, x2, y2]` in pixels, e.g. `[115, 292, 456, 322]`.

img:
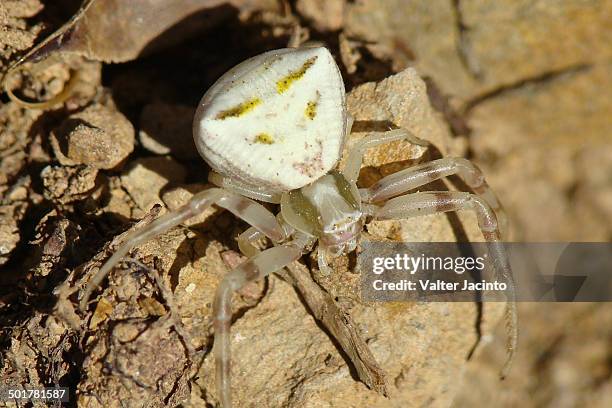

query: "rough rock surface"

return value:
[456, 302, 612, 407]
[345, 67, 466, 171]
[468, 63, 612, 241]
[19, 67, 506, 408]
[0, 200, 26, 266]
[0, 102, 43, 266]
[0, 102, 44, 185]
[344, 0, 612, 102]
[296, 0, 345, 32]
[41, 165, 99, 205]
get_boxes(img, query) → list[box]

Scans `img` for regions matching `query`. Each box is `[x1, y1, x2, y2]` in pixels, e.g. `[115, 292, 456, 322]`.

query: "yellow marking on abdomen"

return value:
[216, 98, 261, 120]
[276, 56, 318, 94]
[305, 101, 317, 120]
[254, 133, 274, 144]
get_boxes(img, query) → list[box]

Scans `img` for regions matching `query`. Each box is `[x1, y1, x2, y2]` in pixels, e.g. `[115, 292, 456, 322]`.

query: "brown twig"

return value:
[222, 247, 389, 395]
[283, 262, 389, 396]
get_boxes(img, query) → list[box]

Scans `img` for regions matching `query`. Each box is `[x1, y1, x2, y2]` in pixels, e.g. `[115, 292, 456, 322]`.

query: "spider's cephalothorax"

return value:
[281, 170, 364, 259]
[82, 45, 518, 408]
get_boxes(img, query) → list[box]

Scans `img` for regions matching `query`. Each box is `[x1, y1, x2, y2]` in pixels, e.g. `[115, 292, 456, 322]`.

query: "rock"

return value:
[191, 68, 502, 406]
[296, 0, 345, 31]
[0, 104, 40, 266]
[345, 0, 478, 98]
[99, 176, 133, 220]
[344, 67, 467, 184]
[197, 279, 504, 407]
[29, 211, 78, 277]
[468, 63, 612, 241]
[1, 314, 69, 401]
[344, 0, 612, 102]
[139, 102, 199, 159]
[451, 14, 612, 408]
[456, 303, 612, 407]
[78, 318, 190, 408]
[51, 104, 134, 169]
[76, 217, 264, 407]
[73, 67, 507, 407]
[458, 0, 612, 93]
[575, 146, 612, 226]
[0, 102, 45, 185]
[60, 55, 104, 110]
[0, 0, 43, 62]
[1, 3, 609, 408]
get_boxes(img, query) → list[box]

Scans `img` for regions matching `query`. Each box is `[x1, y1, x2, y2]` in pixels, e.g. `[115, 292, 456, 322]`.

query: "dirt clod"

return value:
[50, 104, 135, 169]
[0, 0, 43, 62]
[0, 201, 26, 266]
[41, 165, 99, 205]
[120, 156, 188, 215]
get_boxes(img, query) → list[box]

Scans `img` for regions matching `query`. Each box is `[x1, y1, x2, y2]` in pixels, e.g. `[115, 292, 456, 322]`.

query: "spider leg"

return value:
[371, 191, 517, 379]
[237, 214, 297, 257]
[80, 189, 289, 310]
[341, 128, 430, 184]
[317, 245, 333, 275]
[216, 194, 287, 242]
[213, 241, 306, 408]
[360, 157, 508, 237]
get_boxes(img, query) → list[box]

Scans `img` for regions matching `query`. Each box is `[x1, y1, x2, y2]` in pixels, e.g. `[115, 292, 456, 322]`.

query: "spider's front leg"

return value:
[343, 128, 508, 236]
[361, 156, 508, 237]
[213, 238, 308, 408]
[80, 189, 289, 310]
[342, 128, 430, 184]
[366, 191, 517, 378]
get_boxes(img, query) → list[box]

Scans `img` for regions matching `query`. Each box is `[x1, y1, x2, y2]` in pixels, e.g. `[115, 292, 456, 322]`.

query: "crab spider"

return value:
[80, 46, 517, 407]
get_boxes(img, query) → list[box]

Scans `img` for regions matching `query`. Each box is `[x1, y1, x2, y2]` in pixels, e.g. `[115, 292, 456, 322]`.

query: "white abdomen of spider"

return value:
[193, 47, 347, 192]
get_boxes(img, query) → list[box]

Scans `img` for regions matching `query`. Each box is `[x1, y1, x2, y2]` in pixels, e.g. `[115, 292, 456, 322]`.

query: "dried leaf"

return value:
[18, 0, 253, 65]
[284, 262, 389, 396]
[90, 297, 113, 329]
[138, 297, 167, 317]
[2, 0, 274, 108]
